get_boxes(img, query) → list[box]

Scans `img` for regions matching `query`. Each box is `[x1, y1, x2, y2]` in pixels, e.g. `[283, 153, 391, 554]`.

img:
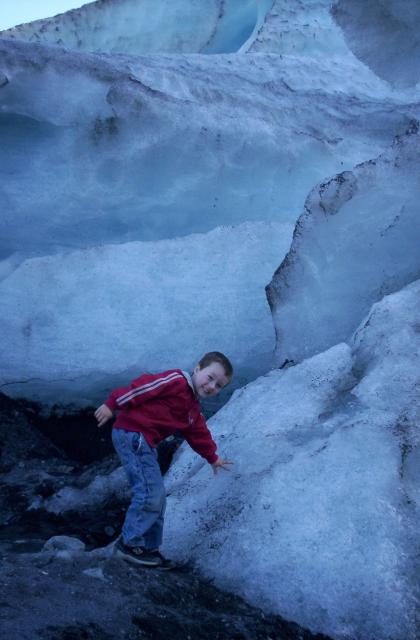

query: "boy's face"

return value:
[192, 362, 230, 398]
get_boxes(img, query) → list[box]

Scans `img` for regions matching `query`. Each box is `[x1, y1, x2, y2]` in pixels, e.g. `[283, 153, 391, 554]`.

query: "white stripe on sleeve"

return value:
[116, 372, 183, 406]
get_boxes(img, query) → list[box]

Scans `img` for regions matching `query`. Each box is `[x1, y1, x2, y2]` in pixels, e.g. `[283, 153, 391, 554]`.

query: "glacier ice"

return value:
[0, 1, 418, 637]
[39, 467, 127, 516]
[0, 0, 273, 55]
[332, 0, 420, 89]
[163, 280, 420, 640]
[267, 127, 420, 367]
[0, 222, 293, 405]
[0, 37, 418, 261]
[248, 0, 351, 55]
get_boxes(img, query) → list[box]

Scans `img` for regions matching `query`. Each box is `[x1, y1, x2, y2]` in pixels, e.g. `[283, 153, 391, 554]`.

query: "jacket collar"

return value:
[181, 370, 197, 396]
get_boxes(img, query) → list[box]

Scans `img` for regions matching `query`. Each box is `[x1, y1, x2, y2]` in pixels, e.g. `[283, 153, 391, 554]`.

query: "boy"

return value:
[95, 351, 233, 569]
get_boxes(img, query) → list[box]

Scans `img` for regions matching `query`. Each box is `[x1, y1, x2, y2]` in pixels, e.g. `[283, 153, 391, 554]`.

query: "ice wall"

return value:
[1, 1, 420, 409]
[0, 0, 272, 55]
[332, 0, 420, 89]
[0, 38, 417, 262]
[163, 280, 420, 640]
[247, 0, 350, 54]
[267, 127, 420, 366]
[0, 222, 293, 405]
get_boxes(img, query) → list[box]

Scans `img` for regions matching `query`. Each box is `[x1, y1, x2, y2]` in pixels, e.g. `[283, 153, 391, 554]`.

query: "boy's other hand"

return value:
[95, 404, 113, 428]
[211, 457, 234, 474]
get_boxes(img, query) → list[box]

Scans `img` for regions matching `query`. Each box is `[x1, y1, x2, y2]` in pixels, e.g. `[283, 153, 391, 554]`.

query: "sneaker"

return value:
[151, 550, 178, 571]
[114, 538, 162, 567]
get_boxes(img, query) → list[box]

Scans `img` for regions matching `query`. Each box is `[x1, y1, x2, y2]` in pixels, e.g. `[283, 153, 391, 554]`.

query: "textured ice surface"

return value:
[164, 280, 420, 640]
[0, 38, 418, 261]
[248, 0, 350, 55]
[333, 0, 420, 88]
[0, 222, 292, 405]
[0, 0, 272, 55]
[267, 127, 420, 366]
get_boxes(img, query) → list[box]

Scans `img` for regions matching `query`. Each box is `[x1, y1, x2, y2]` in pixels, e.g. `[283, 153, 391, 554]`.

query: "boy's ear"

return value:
[193, 364, 201, 374]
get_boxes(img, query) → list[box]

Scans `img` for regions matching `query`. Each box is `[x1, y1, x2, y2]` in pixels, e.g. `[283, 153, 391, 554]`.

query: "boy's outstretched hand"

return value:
[95, 404, 113, 428]
[211, 457, 234, 474]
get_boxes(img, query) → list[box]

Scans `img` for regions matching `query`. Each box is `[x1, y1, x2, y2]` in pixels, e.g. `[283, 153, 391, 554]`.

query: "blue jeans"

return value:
[112, 428, 166, 550]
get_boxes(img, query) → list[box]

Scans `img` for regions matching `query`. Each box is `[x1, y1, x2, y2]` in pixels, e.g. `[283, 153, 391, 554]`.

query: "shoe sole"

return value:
[115, 547, 162, 568]
[157, 562, 178, 571]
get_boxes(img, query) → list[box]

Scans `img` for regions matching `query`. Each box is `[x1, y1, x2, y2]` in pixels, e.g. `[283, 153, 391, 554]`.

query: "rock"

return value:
[43, 535, 86, 554]
[0, 546, 331, 640]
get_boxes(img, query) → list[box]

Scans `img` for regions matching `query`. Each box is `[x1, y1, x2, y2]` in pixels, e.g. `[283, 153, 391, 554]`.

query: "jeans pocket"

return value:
[131, 432, 142, 454]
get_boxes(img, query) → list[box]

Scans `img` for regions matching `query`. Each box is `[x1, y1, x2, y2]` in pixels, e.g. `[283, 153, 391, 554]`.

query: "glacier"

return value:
[2, 6, 419, 402]
[0, 0, 274, 55]
[0, 1, 419, 639]
[163, 281, 420, 640]
[332, 0, 420, 89]
[1, 36, 417, 262]
[0, 221, 293, 405]
[267, 126, 420, 366]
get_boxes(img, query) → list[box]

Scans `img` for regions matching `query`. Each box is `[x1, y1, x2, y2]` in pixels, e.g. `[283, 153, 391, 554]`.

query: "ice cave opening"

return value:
[201, 0, 274, 54]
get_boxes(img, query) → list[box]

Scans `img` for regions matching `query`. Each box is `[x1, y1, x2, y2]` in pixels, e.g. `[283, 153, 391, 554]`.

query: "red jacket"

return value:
[105, 369, 218, 464]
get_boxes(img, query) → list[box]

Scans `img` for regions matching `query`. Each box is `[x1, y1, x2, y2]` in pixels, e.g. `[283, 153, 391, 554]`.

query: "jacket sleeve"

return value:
[105, 370, 185, 412]
[184, 412, 218, 465]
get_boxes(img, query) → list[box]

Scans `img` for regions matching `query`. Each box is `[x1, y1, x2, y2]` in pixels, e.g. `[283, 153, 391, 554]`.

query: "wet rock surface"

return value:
[0, 546, 331, 640]
[0, 392, 183, 549]
[0, 393, 331, 640]
[0, 392, 120, 548]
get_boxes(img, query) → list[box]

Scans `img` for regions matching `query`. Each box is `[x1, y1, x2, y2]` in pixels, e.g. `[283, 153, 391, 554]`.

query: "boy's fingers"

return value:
[212, 460, 234, 474]
[95, 407, 109, 427]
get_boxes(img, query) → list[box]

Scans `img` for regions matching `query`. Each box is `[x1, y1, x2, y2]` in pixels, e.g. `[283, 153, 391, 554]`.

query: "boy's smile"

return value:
[192, 362, 230, 398]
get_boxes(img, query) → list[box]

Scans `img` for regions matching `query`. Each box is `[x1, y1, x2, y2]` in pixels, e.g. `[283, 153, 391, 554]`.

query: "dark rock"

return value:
[0, 548, 332, 640]
[32, 406, 115, 464]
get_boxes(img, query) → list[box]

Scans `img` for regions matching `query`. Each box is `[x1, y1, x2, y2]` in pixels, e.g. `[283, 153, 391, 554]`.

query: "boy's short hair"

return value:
[198, 351, 233, 379]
